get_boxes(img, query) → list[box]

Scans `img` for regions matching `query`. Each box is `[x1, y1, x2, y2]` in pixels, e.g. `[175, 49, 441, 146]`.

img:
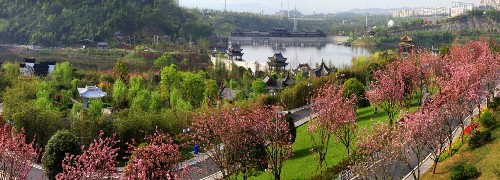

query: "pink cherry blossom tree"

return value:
[398, 107, 435, 179]
[191, 104, 291, 179]
[0, 125, 40, 180]
[122, 128, 184, 180]
[309, 83, 356, 172]
[56, 131, 120, 180]
[255, 106, 293, 180]
[350, 121, 401, 179]
[366, 67, 405, 125]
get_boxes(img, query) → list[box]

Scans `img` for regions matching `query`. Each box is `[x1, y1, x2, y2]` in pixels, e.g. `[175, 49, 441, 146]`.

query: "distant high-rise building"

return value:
[451, 2, 475, 16]
[392, 7, 450, 18]
[478, 0, 500, 9]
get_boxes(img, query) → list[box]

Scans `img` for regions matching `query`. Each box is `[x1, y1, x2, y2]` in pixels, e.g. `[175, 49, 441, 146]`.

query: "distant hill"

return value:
[0, 0, 212, 46]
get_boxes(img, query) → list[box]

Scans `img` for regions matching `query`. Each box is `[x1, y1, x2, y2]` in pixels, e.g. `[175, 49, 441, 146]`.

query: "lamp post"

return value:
[270, 89, 279, 180]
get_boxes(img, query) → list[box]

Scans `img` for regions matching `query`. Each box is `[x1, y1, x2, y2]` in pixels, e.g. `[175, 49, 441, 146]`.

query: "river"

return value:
[238, 43, 374, 69]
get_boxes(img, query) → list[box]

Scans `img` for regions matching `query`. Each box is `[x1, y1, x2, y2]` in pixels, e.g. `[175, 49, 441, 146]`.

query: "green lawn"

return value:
[249, 100, 421, 179]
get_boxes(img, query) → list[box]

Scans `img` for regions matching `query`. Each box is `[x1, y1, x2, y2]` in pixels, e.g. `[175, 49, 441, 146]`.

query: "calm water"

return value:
[239, 43, 374, 68]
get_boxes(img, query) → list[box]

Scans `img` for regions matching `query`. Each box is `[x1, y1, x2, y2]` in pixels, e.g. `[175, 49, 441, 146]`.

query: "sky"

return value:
[180, 0, 477, 14]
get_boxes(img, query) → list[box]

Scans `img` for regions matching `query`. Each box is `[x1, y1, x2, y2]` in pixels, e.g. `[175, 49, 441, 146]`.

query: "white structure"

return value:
[393, 7, 450, 18]
[388, 20, 396, 28]
[19, 58, 56, 76]
[78, 85, 107, 108]
[451, 2, 475, 16]
[479, 0, 500, 9]
[97, 42, 109, 50]
[211, 56, 267, 75]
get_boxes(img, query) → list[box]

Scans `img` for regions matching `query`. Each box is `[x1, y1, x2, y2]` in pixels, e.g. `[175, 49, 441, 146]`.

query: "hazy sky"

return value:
[180, 0, 477, 14]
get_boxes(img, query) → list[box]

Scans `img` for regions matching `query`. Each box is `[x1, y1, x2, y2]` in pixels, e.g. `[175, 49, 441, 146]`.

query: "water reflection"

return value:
[240, 43, 374, 69]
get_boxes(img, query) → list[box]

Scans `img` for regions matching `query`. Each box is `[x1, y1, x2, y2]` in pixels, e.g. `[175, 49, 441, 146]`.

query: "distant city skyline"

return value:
[180, 0, 477, 14]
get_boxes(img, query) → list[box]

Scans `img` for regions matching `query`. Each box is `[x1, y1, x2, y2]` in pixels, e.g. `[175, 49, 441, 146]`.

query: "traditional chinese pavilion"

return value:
[267, 52, 288, 72]
[78, 85, 107, 108]
[227, 46, 244, 61]
[311, 60, 333, 77]
[398, 34, 414, 58]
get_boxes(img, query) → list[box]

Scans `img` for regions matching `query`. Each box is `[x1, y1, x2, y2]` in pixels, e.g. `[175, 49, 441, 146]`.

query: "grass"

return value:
[421, 111, 500, 180]
[438, 134, 469, 162]
[249, 99, 421, 179]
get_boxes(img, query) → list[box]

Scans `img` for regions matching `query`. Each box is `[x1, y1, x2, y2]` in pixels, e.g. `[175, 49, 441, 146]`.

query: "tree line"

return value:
[0, 0, 211, 46]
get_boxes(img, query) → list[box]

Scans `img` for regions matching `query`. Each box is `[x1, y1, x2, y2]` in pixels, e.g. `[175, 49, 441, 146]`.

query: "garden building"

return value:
[78, 85, 107, 108]
[267, 52, 289, 72]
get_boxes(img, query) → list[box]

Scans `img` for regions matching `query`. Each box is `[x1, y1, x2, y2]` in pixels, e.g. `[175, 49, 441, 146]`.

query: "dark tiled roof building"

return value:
[267, 52, 288, 72]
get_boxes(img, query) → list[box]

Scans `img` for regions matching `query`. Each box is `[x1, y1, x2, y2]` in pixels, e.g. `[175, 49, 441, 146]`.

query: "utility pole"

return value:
[293, 6, 298, 32]
[365, 0, 368, 30]
[225, 0, 227, 13]
[281, 0, 283, 19]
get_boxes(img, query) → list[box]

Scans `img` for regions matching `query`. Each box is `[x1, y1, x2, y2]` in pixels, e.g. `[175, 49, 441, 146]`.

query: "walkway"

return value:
[402, 100, 485, 180]
[400, 83, 500, 180]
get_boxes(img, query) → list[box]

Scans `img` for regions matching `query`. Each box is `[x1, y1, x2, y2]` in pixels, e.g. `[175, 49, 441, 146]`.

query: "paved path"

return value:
[27, 164, 47, 180]
[403, 84, 500, 180]
[402, 100, 484, 180]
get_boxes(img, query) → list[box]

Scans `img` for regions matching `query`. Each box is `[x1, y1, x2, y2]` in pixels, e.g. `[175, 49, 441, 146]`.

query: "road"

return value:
[27, 165, 47, 180]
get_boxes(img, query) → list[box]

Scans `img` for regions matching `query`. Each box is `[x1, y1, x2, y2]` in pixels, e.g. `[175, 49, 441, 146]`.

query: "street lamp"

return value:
[270, 90, 279, 180]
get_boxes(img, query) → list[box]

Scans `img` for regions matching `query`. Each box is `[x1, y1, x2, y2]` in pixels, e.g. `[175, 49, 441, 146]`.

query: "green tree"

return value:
[112, 79, 128, 108]
[203, 79, 219, 106]
[251, 78, 267, 97]
[242, 71, 254, 94]
[52, 62, 73, 85]
[60, 89, 73, 109]
[42, 130, 81, 180]
[130, 89, 151, 112]
[114, 60, 129, 81]
[229, 79, 238, 89]
[160, 64, 181, 107]
[2, 62, 19, 80]
[343, 78, 369, 108]
[170, 88, 192, 112]
[2, 81, 63, 147]
[154, 53, 176, 68]
[180, 72, 205, 108]
[149, 91, 164, 112]
[88, 98, 104, 116]
[127, 75, 144, 101]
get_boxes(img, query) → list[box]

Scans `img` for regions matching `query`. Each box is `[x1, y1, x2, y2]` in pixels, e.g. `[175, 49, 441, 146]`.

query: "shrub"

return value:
[42, 130, 81, 180]
[487, 97, 500, 109]
[468, 130, 492, 149]
[449, 164, 480, 180]
[479, 110, 497, 128]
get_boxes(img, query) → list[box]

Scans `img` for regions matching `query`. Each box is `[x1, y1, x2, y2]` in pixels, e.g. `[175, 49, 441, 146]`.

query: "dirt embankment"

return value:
[439, 15, 499, 33]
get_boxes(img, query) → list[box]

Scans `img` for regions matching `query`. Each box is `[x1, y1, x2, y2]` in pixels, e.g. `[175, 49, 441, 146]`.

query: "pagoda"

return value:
[398, 34, 414, 58]
[227, 46, 244, 61]
[311, 60, 333, 77]
[267, 52, 288, 72]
